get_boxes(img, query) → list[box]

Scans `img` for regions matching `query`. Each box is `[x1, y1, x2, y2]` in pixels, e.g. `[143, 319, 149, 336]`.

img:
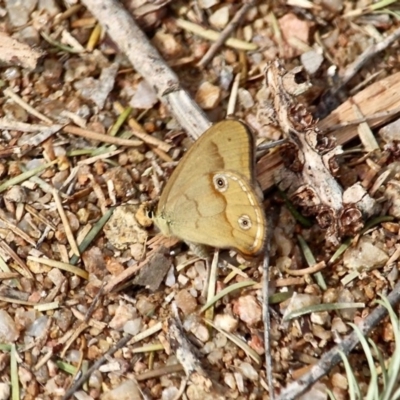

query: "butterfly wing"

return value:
[154, 120, 266, 256]
[157, 120, 256, 209]
[162, 171, 266, 256]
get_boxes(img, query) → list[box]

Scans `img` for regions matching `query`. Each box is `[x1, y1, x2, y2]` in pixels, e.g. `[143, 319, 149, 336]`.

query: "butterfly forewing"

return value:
[154, 120, 266, 257]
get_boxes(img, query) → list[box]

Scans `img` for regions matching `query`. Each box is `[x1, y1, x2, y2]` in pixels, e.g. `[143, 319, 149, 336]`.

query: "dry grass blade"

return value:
[52, 189, 80, 257]
[200, 280, 256, 313]
[136, 364, 184, 381]
[70, 207, 115, 265]
[204, 318, 261, 365]
[176, 19, 258, 51]
[24, 204, 56, 230]
[283, 302, 365, 321]
[62, 334, 134, 400]
[283, 260, 327, 276]
[205, 250, 219, 324]
[35, 302, 60, 312]
[10, 344, 19, 400]
[0, 213, 36, 247]
[3, 87, 52, 123]
[198, 0, 256, 68]
[0, 295, 40, 306]
[60, 322, 89, 359]
[63, 125, 143, 147]
[0, 240, 33, 279]
[350, 99, 379, 152]
[0, 160, 58, 193]
[114, 102, 172, 152]
[27, 256, 88, 279]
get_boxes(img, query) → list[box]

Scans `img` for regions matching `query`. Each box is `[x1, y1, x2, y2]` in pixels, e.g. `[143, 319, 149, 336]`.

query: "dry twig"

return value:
[81, 0, 211, 140]
[198, 1, 256, 68]
[276, 280, 400, 400]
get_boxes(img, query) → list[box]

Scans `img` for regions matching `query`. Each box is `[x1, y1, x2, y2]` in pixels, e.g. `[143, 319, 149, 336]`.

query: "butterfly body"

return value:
[153, 120, 266, 257]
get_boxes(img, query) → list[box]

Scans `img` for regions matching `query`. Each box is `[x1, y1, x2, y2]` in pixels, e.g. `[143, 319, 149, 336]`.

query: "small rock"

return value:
[4, 186, 26, 203]
[238, 361, 258, 381]
[175, 289, 197, 315]
[101, 379, 141, 400]
[224, 372, 236, 390]
[88, 370, 103, 390]
[214, 332, 227, 348]
[323, 288, 338, 303]
[331, 372, 348, 390]
[337, 289, 356, 321]
[166, 267, 176, 287]
[124, 317, 142, 336]
[278, 13, 314, 58]
[299, 382, 328, 400]
[45, 376, 65, 396]
[198, 0, 219, 8]
[47, 268, 66, 287]
[161, 386, 179, 400]
[213, 313, 238, 332]
[53, 309, 73, 332]
[104, 205, 148, 250]
[312, 324, 331, 341]
[234, 371, 244, 392]
[379, 118, 400, 142]
[282, 293, 320, 319]
[38, 0, 60, 16]
[238, 88, 254, 109]
[195, 81, 221, 110]
[310, 311, 330, 325]
[343, 236, 389, 271]
[152, 32, 183, 59]
[74, 62, 119, 110]
[109, 303, 137, 331]
[207, 348, 223, 365]
[0, 383, 10, 400]
[191, 322, 209, 342]
[26, 315, 48, 338]
[301, 48, 324, 74]
[233, 295, 262, 325]
[82, 247, 107, 279]
[5, 0, 37, 27]
[0, 310, 18, 342]
[209, 5, 230, 29]
[248, 334, 265, 355]
[136, 297, 156, 316]
[130, 80, 158, 109]
[385, 181, 400, 219]
[331, 317, 348, 334]
[343, 183, 377, 217]
[51, 170, 70, 190]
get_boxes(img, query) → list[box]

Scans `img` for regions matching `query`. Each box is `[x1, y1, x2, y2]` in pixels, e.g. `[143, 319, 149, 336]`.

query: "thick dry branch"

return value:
[81, 0, 211, 140]
[257, 71, 400, 191]
[259, 61, 377, 244]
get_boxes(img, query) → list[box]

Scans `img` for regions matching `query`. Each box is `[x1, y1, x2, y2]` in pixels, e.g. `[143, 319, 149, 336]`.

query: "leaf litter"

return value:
[0, 0, 399, 399]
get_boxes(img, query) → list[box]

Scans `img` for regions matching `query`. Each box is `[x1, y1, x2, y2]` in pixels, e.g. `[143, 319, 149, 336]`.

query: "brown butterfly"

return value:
[153, 120, 266, 257]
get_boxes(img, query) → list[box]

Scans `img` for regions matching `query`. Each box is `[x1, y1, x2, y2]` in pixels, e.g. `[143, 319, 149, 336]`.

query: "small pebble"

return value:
[233, 295, 262, 325]
[109, 304, 135, 331]
[123, 317, 142, 336]
[209, 5, 230, 29]
[175, 289, 197, 315]
[195, 82, 221, 110]
[239, 362, 258, 381]
[343, 237, 388, 271]
[214, 313, 238, 332]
